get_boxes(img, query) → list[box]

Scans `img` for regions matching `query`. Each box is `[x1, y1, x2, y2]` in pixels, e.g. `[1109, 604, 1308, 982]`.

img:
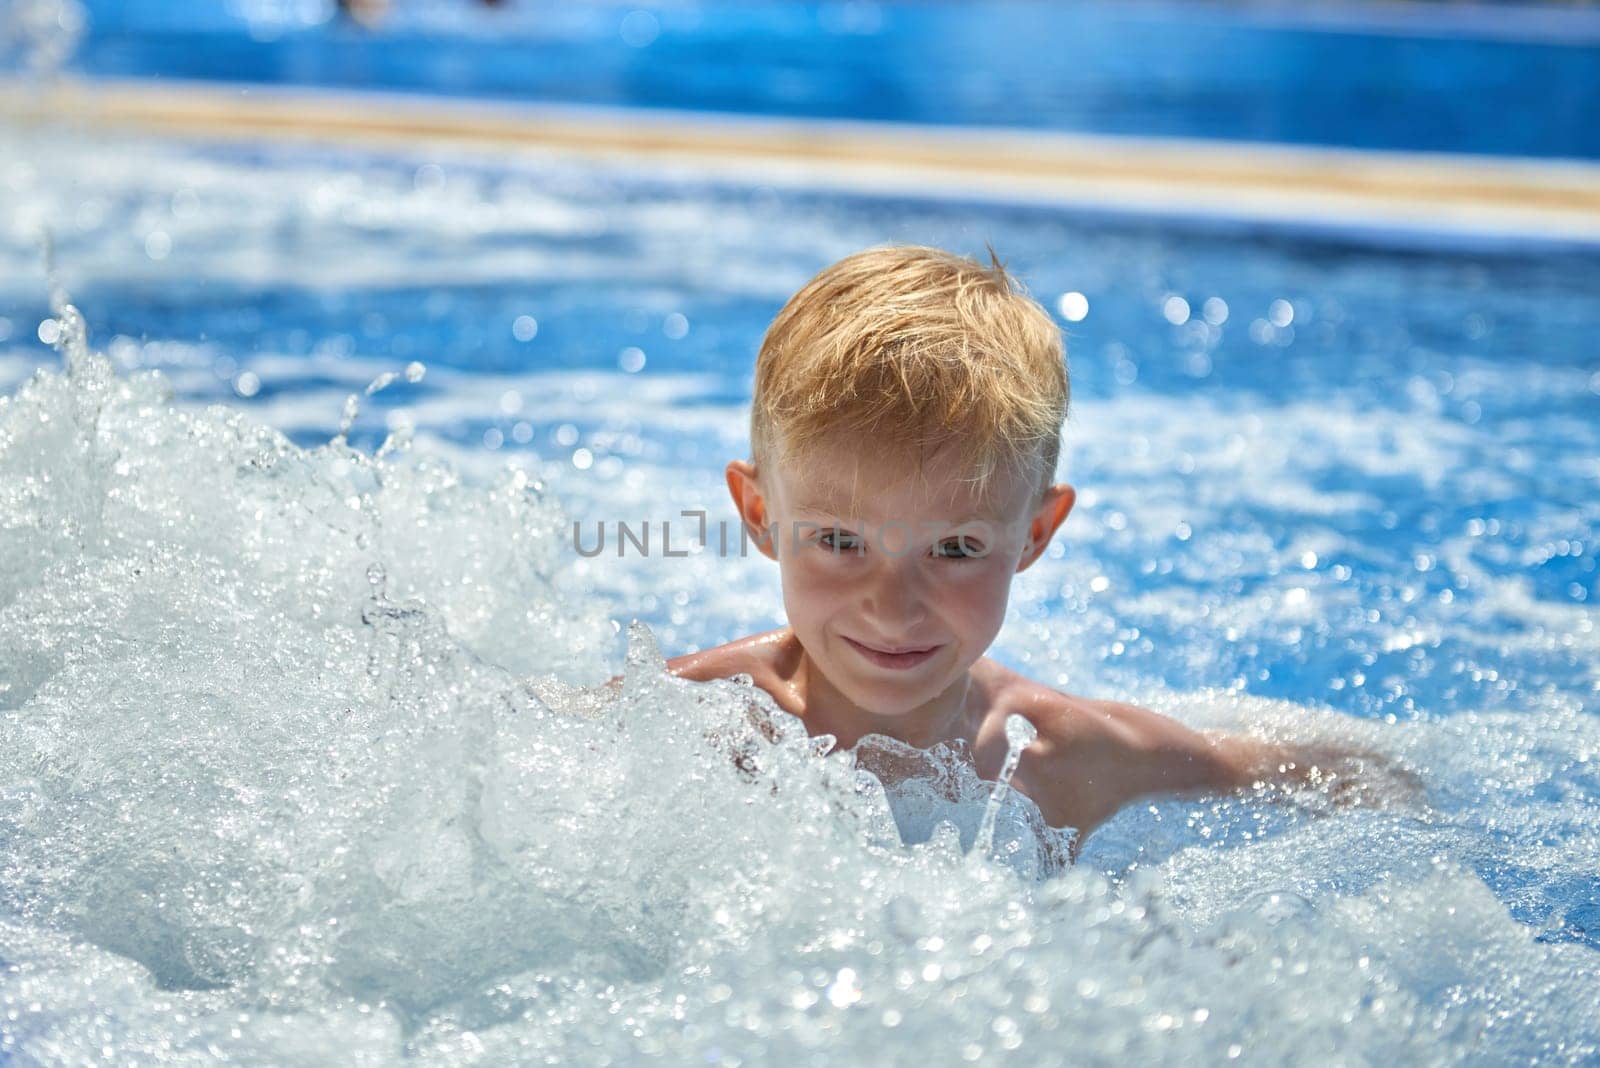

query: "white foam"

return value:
[3, 121, 1598, 1064]
[2, 332, 1596, 1064]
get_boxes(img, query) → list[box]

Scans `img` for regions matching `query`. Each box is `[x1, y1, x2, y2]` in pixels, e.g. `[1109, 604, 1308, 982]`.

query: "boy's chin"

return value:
[834, 673, 952, 718]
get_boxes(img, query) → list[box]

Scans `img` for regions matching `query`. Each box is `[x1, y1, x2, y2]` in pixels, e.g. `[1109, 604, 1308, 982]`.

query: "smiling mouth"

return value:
[844, 637, 943, 669]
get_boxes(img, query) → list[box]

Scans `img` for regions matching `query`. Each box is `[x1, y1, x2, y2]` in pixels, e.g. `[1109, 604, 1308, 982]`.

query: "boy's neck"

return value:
[792, 638, 984, 752]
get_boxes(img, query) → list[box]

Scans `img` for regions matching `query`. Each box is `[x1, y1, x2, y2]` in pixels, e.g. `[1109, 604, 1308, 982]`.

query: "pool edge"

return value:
[6, 76, 1600, 247]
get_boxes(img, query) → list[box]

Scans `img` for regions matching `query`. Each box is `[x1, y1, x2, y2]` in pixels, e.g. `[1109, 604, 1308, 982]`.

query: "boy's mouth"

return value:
[844, 636, 942, 670]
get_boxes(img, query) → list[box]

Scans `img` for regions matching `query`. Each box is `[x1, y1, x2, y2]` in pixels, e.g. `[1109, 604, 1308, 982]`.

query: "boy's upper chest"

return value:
[668, 633, 1110, 829]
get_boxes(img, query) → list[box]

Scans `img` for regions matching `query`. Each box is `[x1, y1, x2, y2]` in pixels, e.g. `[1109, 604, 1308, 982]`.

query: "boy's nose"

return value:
[860, 558, 928, 629]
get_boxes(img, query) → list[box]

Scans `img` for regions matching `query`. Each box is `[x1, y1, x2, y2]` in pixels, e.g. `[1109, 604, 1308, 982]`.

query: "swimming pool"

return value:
[2, 120, 1599, 1060]
[59, 0, 1600, 160]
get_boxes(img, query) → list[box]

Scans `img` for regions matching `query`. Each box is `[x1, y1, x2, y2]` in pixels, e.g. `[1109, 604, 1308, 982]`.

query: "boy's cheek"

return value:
[992, 523, 1035, 559]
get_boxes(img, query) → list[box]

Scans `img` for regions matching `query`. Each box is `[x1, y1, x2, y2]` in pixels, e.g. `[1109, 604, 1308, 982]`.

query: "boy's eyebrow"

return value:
[791, 497, 1012, 525]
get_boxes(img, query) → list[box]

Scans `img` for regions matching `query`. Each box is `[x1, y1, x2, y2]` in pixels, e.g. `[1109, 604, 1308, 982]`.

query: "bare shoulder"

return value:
[984, 667, 1164, 756]
[664, 627, 790, 683]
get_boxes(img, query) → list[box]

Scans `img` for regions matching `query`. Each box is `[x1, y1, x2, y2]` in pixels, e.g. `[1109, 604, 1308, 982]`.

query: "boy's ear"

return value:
[1016, 483, 1075, 572]
[725, 459, 779, 562]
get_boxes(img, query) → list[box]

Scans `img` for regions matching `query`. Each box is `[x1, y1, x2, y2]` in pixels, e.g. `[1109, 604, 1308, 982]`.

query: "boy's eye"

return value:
[934, 538, 984, 559]
[818, 530, 861, 551]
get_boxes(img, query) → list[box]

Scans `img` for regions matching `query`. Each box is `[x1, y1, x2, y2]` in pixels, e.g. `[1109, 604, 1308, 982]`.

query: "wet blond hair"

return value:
[750, 244, 1068, 508]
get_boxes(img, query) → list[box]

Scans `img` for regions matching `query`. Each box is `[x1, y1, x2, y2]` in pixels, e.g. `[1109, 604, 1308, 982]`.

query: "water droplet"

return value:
[1004, 713, 1037, 751]
[338, 393, 360, 436]
[364, 371, 398, 396]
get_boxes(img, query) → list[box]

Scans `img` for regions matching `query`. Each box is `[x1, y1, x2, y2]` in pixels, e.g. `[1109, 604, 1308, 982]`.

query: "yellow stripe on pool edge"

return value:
[7, 76, 1600, 242]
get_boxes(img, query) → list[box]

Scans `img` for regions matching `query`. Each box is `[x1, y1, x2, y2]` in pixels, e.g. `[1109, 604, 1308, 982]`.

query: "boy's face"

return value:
[726, 440, 1075, 722]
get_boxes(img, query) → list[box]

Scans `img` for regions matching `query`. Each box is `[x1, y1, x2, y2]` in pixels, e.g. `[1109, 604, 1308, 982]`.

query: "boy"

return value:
[661, 244, 1400, 846]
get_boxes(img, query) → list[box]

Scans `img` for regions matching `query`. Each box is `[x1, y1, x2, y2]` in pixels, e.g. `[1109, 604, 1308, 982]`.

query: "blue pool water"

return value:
[1, 121, 1597, 1062]
[57, 0, 1600, 160]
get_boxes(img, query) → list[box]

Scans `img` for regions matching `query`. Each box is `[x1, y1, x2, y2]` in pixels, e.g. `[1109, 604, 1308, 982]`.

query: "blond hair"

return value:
[750, 244, 1068, 507]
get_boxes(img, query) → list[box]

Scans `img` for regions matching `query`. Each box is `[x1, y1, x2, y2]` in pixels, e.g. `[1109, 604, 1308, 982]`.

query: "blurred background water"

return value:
[50, 0, 1600, 158]
[1, 1, 1597, 1064]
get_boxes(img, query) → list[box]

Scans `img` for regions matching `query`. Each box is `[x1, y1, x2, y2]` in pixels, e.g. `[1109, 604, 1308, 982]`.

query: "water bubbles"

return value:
[1056, 291, 1089, 322]
[144, 230, 172, 261]
[7, 129, 1599, 1067]
[1162, 295, 1191, 325]
[37, 317, 60, 344]
[512, 315, 538, 342]
[662, 312, 689, 339]
[404, 361, 426, 383]
[232, 371, 260, 398]
[1268, 299, 1295, 328]
[618, 346, 646, 373]
[1244, 889, 1316, 928]
[1202, 297, 1229, 325]
[624, 617, 665, 669]
[42, 290, 90, 368]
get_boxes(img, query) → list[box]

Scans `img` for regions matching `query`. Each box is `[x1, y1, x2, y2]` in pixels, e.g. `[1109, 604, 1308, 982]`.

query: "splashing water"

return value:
[2, 293, 1597, 1064]
[975, 714, 1041, 862]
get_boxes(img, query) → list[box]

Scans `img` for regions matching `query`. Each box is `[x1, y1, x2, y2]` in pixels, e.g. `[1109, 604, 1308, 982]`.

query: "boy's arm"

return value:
[1209, 729, 1423, 811]
[1034, 698, 1421, 837]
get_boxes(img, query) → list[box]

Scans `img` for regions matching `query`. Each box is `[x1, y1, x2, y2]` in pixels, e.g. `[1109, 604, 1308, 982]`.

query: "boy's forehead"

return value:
[777, 448, 1028, 518]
